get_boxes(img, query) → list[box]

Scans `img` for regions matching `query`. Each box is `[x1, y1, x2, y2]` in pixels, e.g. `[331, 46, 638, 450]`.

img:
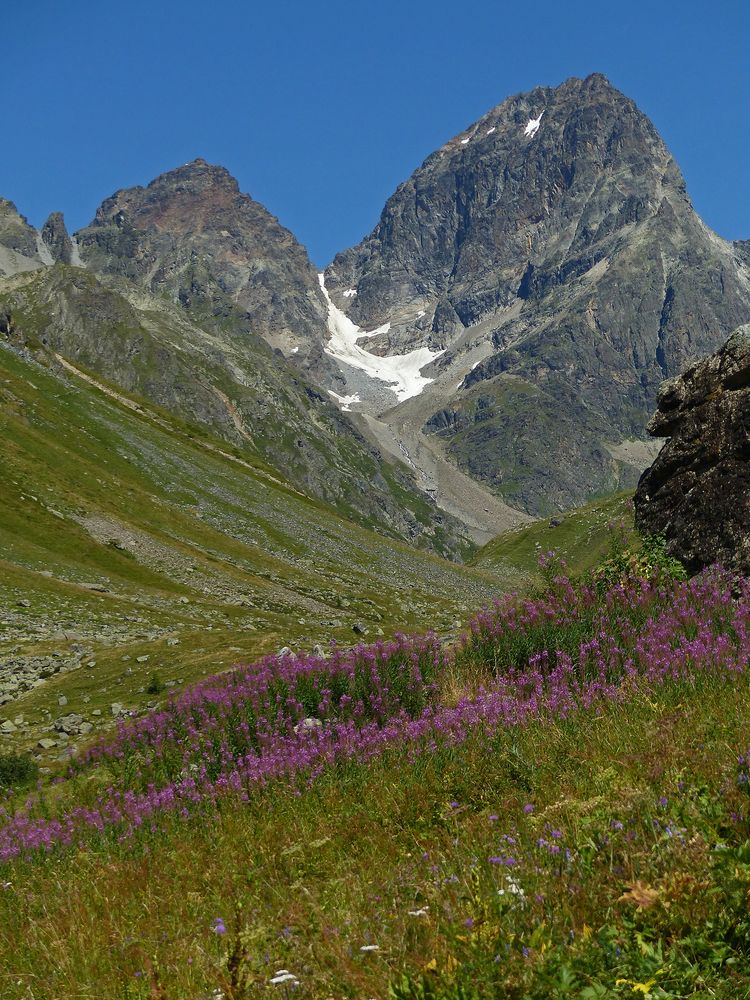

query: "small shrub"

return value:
[592, 524, 686, 591]
[0, 752, 38, 789]
[146, 672, 164, 695]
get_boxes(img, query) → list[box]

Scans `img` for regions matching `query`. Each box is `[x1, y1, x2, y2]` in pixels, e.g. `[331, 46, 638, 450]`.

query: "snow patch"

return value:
[328, 390, 361, 412]
[486, 126, 496, 135]
[318, 274, 444, 403]
[460, 138, 470, 145]
[471, 361, 480, 370]
[291, 347, 299, 354]
[523, 111, 543, 138]
[416, 310, 426, 319]
[342, 288, 357, 298]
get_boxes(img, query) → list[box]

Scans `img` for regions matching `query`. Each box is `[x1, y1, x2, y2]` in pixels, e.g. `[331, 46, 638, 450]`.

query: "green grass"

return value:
[4, 332, 736, 998]
[1, 663, 748, 998]
[471, 492, 634, 586]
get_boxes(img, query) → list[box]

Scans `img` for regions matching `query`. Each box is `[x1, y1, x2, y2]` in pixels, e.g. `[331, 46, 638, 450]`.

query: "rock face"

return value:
[75, 159, 334, 382]
[326, 73, 750, 513]
[0, 200, 39, 258]
[0, 200, 46, 276]
[41, 212, 75, 264]
[634, 327, 750, 575]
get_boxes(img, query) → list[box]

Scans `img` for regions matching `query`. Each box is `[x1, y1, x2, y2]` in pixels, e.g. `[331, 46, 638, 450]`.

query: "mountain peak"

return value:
[0, 198, 40, 260]
[154, 157, 238, 187]
[324, 75, 750, 514]
[74, 158, 333, 379]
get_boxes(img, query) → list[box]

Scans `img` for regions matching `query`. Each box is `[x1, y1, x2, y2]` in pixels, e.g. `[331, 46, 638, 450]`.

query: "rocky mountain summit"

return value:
[41, 212, 76, 264]
[634, 326, 750, 576]
[75, 159, 334, 382]
[325, 74, 750, 513]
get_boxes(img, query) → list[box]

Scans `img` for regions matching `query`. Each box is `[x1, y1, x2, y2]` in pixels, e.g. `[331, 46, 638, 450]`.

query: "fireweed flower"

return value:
[2, 568, 749, 860]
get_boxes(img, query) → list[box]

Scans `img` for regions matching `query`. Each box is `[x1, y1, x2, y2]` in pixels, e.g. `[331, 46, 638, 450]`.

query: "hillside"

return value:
[0, 341, 509, 764]
[472, 492, 634, 586]
[0, 260, 475, 557]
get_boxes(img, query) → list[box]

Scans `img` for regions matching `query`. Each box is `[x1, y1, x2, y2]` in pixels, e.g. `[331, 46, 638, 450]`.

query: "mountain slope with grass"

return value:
[0, 339, 513, 765]
[0, 260, 473, 556]
[471, 492, 635, 587]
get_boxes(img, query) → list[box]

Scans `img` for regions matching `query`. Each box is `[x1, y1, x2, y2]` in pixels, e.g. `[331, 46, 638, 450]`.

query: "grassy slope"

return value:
[4, 348, 729, 999]
[471, 492, 634, 587]
[0, 343, 504, 761]
[0, 265, 473, 561]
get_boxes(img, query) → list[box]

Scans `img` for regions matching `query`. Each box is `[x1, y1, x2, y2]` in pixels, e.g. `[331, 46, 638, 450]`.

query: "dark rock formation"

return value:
[41, 212, 74, 264]
[634, 327, 750, 575]
[327, 73, 750, 513]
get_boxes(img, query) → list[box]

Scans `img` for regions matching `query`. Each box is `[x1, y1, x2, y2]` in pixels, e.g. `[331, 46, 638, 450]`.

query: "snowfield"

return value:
[318, 275, 444, 403]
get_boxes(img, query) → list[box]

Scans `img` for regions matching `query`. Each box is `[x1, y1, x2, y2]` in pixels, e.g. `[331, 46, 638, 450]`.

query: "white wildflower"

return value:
[270, 969, 299, 984]
[360, 944, 380, 952]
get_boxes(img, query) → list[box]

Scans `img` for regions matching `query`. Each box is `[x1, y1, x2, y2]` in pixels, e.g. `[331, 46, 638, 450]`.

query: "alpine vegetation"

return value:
[2, 567, 747, 862]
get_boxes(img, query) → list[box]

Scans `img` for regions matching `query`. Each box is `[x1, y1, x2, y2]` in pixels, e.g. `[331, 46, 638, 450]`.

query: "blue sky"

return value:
[3, 0, 748, 266]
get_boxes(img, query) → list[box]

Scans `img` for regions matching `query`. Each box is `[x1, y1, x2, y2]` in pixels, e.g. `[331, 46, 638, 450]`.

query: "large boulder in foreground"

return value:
[634, 326, 750, 575]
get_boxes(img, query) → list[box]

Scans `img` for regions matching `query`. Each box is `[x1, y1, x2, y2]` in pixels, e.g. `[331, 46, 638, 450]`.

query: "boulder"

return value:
[634, 326, 750, 576]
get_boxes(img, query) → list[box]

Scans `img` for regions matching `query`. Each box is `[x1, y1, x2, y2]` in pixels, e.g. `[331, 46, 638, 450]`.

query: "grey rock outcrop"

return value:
[0, 200, 39, 258]
[0, 200, 45, 276]
[634, 327, 750, 575]
[41, 212, 74, 264]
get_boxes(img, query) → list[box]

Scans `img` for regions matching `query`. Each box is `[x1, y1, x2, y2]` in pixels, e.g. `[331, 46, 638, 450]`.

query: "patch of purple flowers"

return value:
[1, 567, 748, 862]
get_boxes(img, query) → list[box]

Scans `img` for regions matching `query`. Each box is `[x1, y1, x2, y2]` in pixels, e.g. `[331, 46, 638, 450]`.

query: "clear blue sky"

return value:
[3, 0, 748, 266]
